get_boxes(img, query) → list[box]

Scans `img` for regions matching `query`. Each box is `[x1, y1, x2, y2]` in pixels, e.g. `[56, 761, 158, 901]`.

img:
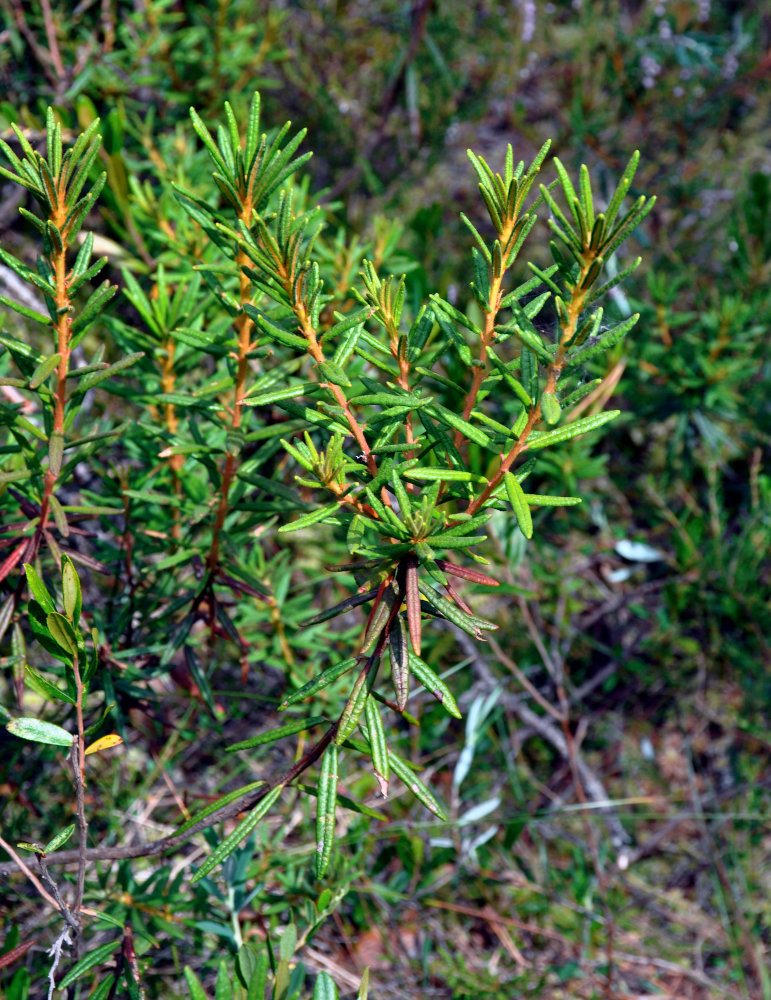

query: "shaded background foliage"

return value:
[1, 1, 770, 998]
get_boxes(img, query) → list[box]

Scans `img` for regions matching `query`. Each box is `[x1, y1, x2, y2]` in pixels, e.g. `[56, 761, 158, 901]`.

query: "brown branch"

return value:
[41, 725, 338, 868]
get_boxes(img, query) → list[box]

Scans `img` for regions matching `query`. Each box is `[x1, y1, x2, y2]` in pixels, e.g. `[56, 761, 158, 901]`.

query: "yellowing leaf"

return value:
[84, 733, 123, 755]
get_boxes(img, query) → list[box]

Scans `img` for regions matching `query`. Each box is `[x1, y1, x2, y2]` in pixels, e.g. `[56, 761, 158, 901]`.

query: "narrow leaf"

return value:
[242, 382, 315, 406]
[192, 785, 284, 882]
[364, 696, 389, 795]
[44, 824, 75, 853]
[389, 752, 447, 820]
[58, 943, 119, 989]
[427, 406, 494, 449]
[23, 663, 76, 705]
[389, 615, 409, 712]
[405, 554, 421, 657]
[24, 564, 56, 613]
[175, 780, 266, 837]
[408, 652, 461, 718]
[504, 472, 533, 539]
[315, 744, 338, 879]
[280, 658, 359, 709]
[540, 391, 561, 425]
[335, 664, 372, 745]
[278, 502, 341, 533]
[28, 354, 61, 389]
[48, 430, 64, 477]
[527, 409, 619, 448]
[226, 717, 326, 752]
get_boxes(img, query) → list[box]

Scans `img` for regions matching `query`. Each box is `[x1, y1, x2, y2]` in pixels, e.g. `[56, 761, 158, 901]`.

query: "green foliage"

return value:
[1, 3, 768, 998]
[0, 86, 652, 994]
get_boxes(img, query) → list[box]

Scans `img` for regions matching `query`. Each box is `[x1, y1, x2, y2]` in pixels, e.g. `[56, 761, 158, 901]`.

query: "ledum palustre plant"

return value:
[0, 93, 653, 983]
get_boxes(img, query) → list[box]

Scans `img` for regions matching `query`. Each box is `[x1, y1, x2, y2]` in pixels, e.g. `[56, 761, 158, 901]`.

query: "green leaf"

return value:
[423, 534, 480, 550]
[503, 321, 552, 363]
[389, 751, 447, 819]
[604, 150, 640, 229]
[28, 353, 61, 389]
[428, 297, 473, 363]
[226, 717, 327, 752]
[58, 942, 119, 989]
[280, 658, 359, 709]
[540, 391, 561, 425]
[24, 564, 56, 614]
[0, 468, 32, 486]
[417, 581, 498, 638]
[278, 502, 341, 533]
[279, 923, 297, 962]
[243, 305, 307, 349]
[566, 314, 639, 366]
[313, 971, 340, 1000]
[175, 780, 266, 837]
[48, 495, 69, 538]
[300, 587, 380, 628]
[61, 555, 82, 626]
[6, 717, 73, 747]
[88, 977, 117, 1000]
[317, 360, 352, 387]
[408, 652, 462, 718]
[335, 665, 371, 745]
[405, 467, 484, 482]
[48, 429, 64, 477]
[242, 382, 315, 406]
[44, 823, 75, 853]
[183, 966, 209, 1000]
[173, 326, 232, 357]
[0, 293, 52, 326]
[23, 663, 76, 705]
[70, 282, 118, 343]
[427, 405, 494, 449]
[522, 493, 582, 506]
[238, 944, 267, 996]
[214, 962, 233, 1000]
[504, 472, 533, 539]
[192, 785, 284, 882]
[122, 488, 183, 507]
[315, 744, 338, 878]
[528, 410, 619, 448]
[364, 695, 389, 794]
[46, 611, 78, 656]
[0, 245, 56, 296]
[486, 348, 532, 407]
[74, 352, 144, 393]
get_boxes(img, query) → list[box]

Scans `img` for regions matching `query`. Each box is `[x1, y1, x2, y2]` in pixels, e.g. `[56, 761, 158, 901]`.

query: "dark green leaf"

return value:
[528, 410, 619, 448]
[226, 717, 327, 752]
[408, 652, 461, 718]
[280, 658, 359, 709]
[58, 942, 119, 989]
[192, 785, 283, 882]
[315, 744, 338, 878]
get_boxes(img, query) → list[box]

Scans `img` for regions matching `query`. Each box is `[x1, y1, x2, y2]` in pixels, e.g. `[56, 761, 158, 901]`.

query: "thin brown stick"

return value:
[42, 724, 339, 867]
[39, 0, 65, 79]
[69, 654, 88, 922]
[0, 834, 59, 912]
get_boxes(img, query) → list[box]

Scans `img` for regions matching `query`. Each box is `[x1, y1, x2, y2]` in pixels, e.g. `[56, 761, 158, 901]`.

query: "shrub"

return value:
[0, 92, 654, 997]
